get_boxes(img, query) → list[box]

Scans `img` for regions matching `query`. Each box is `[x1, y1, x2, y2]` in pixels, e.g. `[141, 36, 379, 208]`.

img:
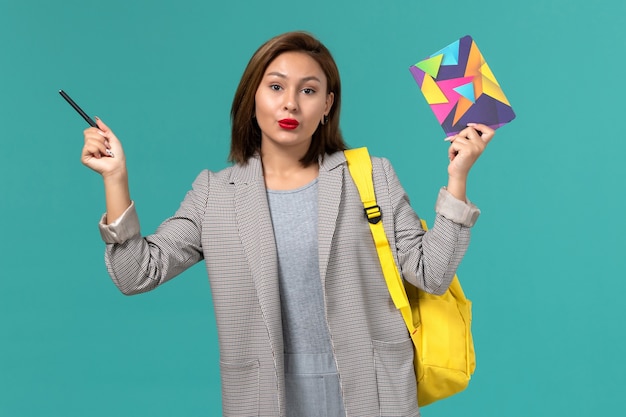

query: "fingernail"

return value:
[444, 136, 454, 142]
[95, 116, 100, 120]
[466, 122, 476, 127]
[106, 149, 115, 157]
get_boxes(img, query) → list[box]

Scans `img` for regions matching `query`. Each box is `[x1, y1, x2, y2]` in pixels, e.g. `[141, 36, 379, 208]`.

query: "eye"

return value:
[302, 88, 316, 95]
[270, 84, 282, 91]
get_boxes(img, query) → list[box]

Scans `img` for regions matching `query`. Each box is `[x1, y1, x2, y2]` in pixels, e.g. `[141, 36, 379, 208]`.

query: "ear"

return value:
[324, 92, 335, 115]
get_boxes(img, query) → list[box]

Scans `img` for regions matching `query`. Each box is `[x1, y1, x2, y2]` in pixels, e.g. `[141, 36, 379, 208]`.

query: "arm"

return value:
[382, 158, 471, 295]
[82, 119, 206, 295]
[384, 123, 493, 294]
[101, 171, 208, 295]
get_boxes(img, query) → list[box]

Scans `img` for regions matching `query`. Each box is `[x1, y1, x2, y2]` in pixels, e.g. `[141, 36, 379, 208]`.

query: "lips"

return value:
[278, 119, 299, 130]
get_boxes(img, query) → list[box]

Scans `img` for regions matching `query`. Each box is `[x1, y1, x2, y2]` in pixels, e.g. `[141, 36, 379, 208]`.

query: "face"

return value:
[254, 51, 334, 154]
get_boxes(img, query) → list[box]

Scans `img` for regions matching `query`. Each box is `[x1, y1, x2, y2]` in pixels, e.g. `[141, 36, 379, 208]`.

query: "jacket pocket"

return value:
[372, 338, 419, 416]
[220, 359, 260, 416]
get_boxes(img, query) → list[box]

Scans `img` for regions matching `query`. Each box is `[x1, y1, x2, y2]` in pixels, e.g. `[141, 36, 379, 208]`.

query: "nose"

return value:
[283, 89, 298, 112]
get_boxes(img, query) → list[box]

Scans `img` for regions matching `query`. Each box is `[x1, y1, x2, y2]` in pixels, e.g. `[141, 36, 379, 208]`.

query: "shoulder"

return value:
[371, 155, 392, 169]
[191, 157, 265, 193]
[192, 163, 239, 183]
[368, 154, 408, 201]
[324, 149, 394, 172]
[186, 165, 236, 197]
[369, 154, 396, 183]
[190, 167, 217, 183]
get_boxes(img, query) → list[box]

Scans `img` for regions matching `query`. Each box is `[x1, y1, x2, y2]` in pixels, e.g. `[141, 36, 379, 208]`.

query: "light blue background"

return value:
[1, 0, 625, 415]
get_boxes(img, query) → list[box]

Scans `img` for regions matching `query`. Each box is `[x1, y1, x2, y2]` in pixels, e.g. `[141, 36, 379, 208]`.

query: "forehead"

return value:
[263, 51, 326, 81]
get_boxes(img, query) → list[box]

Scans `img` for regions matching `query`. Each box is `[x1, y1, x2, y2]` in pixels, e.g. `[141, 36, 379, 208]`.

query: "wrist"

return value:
[446, 176, 468, 202]
[102, 167, 128, 185]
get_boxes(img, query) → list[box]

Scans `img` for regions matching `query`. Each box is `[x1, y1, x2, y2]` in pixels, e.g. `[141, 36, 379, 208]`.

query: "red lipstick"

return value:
[278, 119, 299, 130]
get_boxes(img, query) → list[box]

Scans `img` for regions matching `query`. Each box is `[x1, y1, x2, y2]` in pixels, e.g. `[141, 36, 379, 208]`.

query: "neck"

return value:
[260, 136, 311, 172]
[261, 144, 319, 191]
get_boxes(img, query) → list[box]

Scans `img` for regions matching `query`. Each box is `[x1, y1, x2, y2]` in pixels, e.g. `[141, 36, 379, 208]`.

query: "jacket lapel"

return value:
[231, 156, 284, 356]
[228, 151, 346, 359]
[317, 152, 346, 288]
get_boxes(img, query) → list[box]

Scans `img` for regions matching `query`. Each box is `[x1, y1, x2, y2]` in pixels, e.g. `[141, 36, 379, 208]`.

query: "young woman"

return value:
[82, 31, 493, 417]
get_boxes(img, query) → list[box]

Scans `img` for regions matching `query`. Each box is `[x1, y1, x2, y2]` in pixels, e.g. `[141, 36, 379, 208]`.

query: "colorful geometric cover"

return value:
[409, 35, 515, 135]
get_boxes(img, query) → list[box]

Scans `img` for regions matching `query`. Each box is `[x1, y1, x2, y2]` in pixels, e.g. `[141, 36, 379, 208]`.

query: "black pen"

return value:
[59, 89, 97, 127]
[59, 89, 114, 157]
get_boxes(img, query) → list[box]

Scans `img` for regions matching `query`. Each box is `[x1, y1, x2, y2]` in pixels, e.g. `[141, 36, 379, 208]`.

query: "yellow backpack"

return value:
[344, 147, 476, 406]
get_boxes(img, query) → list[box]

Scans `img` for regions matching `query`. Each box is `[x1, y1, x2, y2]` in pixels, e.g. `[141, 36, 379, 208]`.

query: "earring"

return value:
[321, 114, 329, 125]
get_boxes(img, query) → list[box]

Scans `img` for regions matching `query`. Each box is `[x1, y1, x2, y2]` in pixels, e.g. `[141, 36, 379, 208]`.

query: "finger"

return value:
[85, 148, 102, 160]
[83, 138, 109, 158]
[466, 123, 495, 143]
[95, 116, 110, 132]
[84, 127, 107, 140]
[94, 117, 122, 149]
[446, 127, 478, 144]
[452, 126, 479, 141]
[83, 128, 110, 149]
[444, 132, 469, 142]
[448, 144, 457, 161]
[448, 138, 468, 161]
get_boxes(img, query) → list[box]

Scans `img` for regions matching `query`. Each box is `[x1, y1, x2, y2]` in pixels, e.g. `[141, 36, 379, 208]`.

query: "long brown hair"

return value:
[229, 31, 345, 165]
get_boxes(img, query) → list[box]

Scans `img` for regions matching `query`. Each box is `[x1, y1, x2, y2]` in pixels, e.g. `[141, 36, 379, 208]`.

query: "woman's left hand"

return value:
[445, 123, 495, 201]
[447, 123, 494, 178]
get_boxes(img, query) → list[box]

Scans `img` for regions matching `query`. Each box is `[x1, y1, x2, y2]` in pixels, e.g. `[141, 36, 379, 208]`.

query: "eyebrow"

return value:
[265, 71, 322, 83]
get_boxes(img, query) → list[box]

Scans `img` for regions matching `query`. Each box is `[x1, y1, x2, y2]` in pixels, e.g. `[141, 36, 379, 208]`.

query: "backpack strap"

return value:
[344, 148, 416, 335]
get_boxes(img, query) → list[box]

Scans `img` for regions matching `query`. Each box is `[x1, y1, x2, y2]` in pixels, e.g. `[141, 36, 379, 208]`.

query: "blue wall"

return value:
[1, 0, 624, 415]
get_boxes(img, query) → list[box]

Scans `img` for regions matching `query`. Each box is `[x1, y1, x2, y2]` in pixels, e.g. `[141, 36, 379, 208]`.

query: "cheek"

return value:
[254, 88, 275, 113]
[253, 94, 274, 131]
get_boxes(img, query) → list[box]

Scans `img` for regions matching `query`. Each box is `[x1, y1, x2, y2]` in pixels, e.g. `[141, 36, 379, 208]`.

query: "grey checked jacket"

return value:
[99, 151, 479, 417]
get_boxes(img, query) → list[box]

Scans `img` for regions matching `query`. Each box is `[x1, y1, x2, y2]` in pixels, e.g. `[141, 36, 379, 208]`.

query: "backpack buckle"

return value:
[364, 205, 382, 224]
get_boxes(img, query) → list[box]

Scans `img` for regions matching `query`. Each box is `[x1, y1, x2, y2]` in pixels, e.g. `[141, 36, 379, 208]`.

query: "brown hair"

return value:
[229, 31, 346, 165]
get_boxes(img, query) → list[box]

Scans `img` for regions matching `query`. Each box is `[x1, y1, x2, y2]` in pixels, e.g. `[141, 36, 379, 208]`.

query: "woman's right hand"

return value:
[82, 117, 132, 224]
[81, 117, 126, 179]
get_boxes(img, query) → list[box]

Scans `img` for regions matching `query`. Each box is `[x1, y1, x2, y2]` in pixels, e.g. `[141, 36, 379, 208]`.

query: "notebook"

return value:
[409, 35, 515, 136]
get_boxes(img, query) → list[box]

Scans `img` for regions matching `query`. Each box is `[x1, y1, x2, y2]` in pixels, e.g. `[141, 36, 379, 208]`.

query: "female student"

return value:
[82, 31, 493, 417]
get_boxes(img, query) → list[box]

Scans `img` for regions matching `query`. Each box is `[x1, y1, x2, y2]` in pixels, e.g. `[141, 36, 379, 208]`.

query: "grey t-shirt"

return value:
[267, 178, 332, 354]
[267, 178, 346, 417]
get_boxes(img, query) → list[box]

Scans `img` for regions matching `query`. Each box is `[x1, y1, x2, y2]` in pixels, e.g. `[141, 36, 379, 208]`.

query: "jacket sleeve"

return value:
[379, 158, 479, 295]
[98, 170, 210, 295]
